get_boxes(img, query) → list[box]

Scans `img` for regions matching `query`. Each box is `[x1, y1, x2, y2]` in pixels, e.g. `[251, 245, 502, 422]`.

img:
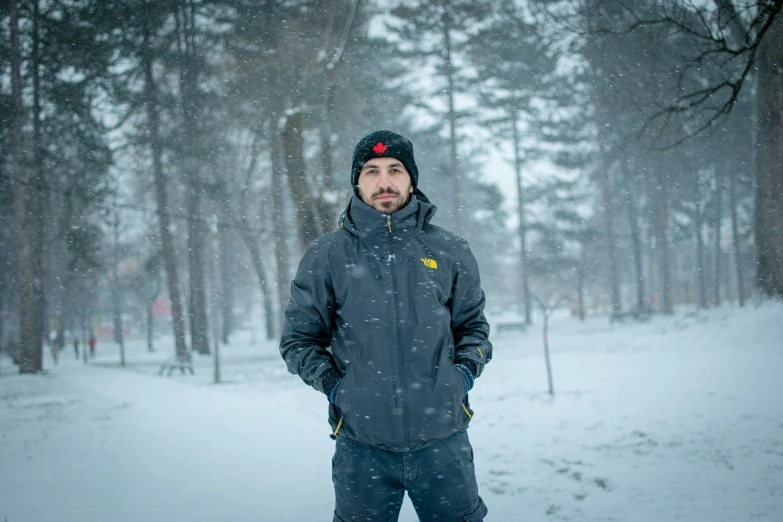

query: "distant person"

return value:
[88, 336, 96, 359]
[50, 342, 59, 365]
[73, 338, 79, 359]
[280, 130, 492, 521]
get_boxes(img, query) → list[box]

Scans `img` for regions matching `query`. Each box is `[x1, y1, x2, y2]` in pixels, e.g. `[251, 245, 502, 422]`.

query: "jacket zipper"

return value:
[388, 214, 410, 450]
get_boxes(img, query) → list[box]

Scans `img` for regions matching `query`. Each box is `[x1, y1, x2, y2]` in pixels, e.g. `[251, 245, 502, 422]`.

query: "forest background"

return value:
[1, 0, 781, 372]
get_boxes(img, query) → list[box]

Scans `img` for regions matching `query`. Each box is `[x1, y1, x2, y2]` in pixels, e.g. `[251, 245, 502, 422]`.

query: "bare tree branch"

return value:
[636, 0, 781, 149]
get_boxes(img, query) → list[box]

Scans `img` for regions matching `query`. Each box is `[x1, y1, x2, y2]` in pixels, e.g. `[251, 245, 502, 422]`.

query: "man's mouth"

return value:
[375, 193, 397, 200]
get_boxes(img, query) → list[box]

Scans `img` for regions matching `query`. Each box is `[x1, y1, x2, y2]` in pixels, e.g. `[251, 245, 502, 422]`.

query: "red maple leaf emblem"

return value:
[373, 142, 387, 154]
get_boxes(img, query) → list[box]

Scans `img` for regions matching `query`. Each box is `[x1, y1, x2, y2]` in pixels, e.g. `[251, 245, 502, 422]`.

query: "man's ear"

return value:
[409, 186, 413, 193]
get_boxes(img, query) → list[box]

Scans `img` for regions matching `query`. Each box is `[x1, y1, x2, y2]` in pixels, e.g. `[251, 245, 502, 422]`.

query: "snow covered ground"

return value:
[1, 301, 782, 522]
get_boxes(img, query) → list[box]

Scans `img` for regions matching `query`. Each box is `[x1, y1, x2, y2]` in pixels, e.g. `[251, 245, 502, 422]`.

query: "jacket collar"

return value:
[339, 191, 436, 242]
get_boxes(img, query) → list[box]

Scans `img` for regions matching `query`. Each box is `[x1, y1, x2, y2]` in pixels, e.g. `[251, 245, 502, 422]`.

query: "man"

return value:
[280, 130, 492, 522]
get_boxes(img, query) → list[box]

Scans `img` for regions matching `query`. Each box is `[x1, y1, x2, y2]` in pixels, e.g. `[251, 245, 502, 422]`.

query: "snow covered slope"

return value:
[1, 301, 781, 521]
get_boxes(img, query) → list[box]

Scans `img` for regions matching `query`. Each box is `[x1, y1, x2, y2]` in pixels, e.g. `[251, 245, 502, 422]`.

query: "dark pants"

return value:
[332, 430, 488, 522]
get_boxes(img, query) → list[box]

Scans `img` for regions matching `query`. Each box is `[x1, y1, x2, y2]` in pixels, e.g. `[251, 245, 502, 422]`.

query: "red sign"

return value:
[151, 299, 172, 317]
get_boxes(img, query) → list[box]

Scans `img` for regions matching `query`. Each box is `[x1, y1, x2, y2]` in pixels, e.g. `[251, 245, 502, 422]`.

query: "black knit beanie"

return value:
[351, 130, 419, 193]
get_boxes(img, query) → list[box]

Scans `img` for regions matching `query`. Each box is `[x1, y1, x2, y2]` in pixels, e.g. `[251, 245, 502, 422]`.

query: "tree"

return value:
[389, 0, 492, 235]
[135, 250, 163, 352]
[110, 197, 126, 365]
[174, 0, 212, 355]
[583, 0, 782, 298]
[753, 7, 783, 297]
[29, 0, 46, 364]
[9, 0, 40, 373]
[214, 0, 420, 334]
[140, 2, 189, 358]
[469, 0, 556, 324]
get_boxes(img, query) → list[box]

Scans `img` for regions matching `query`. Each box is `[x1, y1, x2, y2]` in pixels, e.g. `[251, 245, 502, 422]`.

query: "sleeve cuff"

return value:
[462, 360, 478, 378]
[320, 367, 341, 399]
[455, 364, 475, 393]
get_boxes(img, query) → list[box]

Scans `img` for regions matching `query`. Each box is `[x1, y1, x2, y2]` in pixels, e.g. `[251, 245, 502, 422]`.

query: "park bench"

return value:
[158, 354, 194, 376]
[495, 320, 528, 333]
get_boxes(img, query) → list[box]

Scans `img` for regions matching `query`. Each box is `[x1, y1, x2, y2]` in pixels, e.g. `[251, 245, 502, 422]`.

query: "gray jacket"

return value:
[280, 194, 492, 452]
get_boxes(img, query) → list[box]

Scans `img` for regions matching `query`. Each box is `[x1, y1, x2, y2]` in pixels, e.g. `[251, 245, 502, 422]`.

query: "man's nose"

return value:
[377, 172, 393, 188]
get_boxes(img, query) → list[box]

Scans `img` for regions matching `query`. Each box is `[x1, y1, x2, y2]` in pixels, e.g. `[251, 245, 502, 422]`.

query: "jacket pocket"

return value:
[333, 364, 353, 412]
[448, 362, 475, 423]
[449, 361, 467, 397]
[332, 378, 345, 409]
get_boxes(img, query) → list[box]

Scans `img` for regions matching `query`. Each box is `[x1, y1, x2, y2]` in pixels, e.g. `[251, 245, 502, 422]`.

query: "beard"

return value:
[364, 187, 410, 213]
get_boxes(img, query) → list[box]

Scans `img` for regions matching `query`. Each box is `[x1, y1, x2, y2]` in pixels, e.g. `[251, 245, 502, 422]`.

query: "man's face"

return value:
[356, 157, 413, 214]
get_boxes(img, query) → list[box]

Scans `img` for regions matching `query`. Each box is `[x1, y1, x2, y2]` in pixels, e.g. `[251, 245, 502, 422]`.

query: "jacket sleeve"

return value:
[450, 238, 493, 378]
[279, 237, 338, 394]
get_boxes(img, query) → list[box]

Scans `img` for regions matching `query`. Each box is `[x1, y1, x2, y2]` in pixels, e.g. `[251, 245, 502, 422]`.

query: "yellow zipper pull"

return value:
[387, 215, 392, 233]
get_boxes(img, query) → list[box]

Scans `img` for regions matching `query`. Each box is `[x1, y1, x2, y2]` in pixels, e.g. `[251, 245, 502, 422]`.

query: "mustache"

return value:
[372, 187, 400, 199]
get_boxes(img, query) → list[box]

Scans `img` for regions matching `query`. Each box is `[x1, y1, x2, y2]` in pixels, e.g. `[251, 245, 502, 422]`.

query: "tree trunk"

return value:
[283, 111, 322, 252]
[237, 220, 276, 340]
[695, 203, 707, 308]
[712, 172, 724, 306]
[644, 194, 657, 305]
[272, 128, 291, 328]
[0, 260, 6, 357]
[111, 200, 125, 366]
[206, 229, 221, 384]
[511, 109, 531, 325]
[219, 215, 233, 344]
[583, 3, 622, 315]
[176, 0, 209, 356]
[143, 25, 188, 358]
[31, 0, 46, 361]
[442, 5, 463, 235]
[187, 187, 210, 355]
[147, 301, 155, 351]
[728, 168, 746, 306]
[318, 68, 338, 232]
[219, 186, 277, 341]
[599, 145, 621, 314]
[627, 169, 645, 310]
[316, 0, 359, 230]
[652, 164, 674, 314]
[147, 276, 161, 352]
[754, 17, 783, 297]
[54, 194, 75, 353]
[80, 314, 88, 364]
[11, 0, 41, 373]
[578, 247, 586, 321]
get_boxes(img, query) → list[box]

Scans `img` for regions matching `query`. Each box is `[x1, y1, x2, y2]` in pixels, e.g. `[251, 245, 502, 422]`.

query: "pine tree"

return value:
[388, 0, 492, 234]
[469, 0, 557, 324]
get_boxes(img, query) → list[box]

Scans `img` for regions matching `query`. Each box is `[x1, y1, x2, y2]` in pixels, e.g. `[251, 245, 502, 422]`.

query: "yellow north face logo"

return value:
[421, 258, 438, 269]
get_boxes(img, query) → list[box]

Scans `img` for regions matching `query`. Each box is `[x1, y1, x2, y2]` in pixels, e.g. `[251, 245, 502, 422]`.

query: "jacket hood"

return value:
[338, 189, 437, 240]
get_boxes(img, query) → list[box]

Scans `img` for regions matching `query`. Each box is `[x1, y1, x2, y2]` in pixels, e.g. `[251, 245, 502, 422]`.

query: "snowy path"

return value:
[0, 358, 338, 522]
[2, 302, 782, 521]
